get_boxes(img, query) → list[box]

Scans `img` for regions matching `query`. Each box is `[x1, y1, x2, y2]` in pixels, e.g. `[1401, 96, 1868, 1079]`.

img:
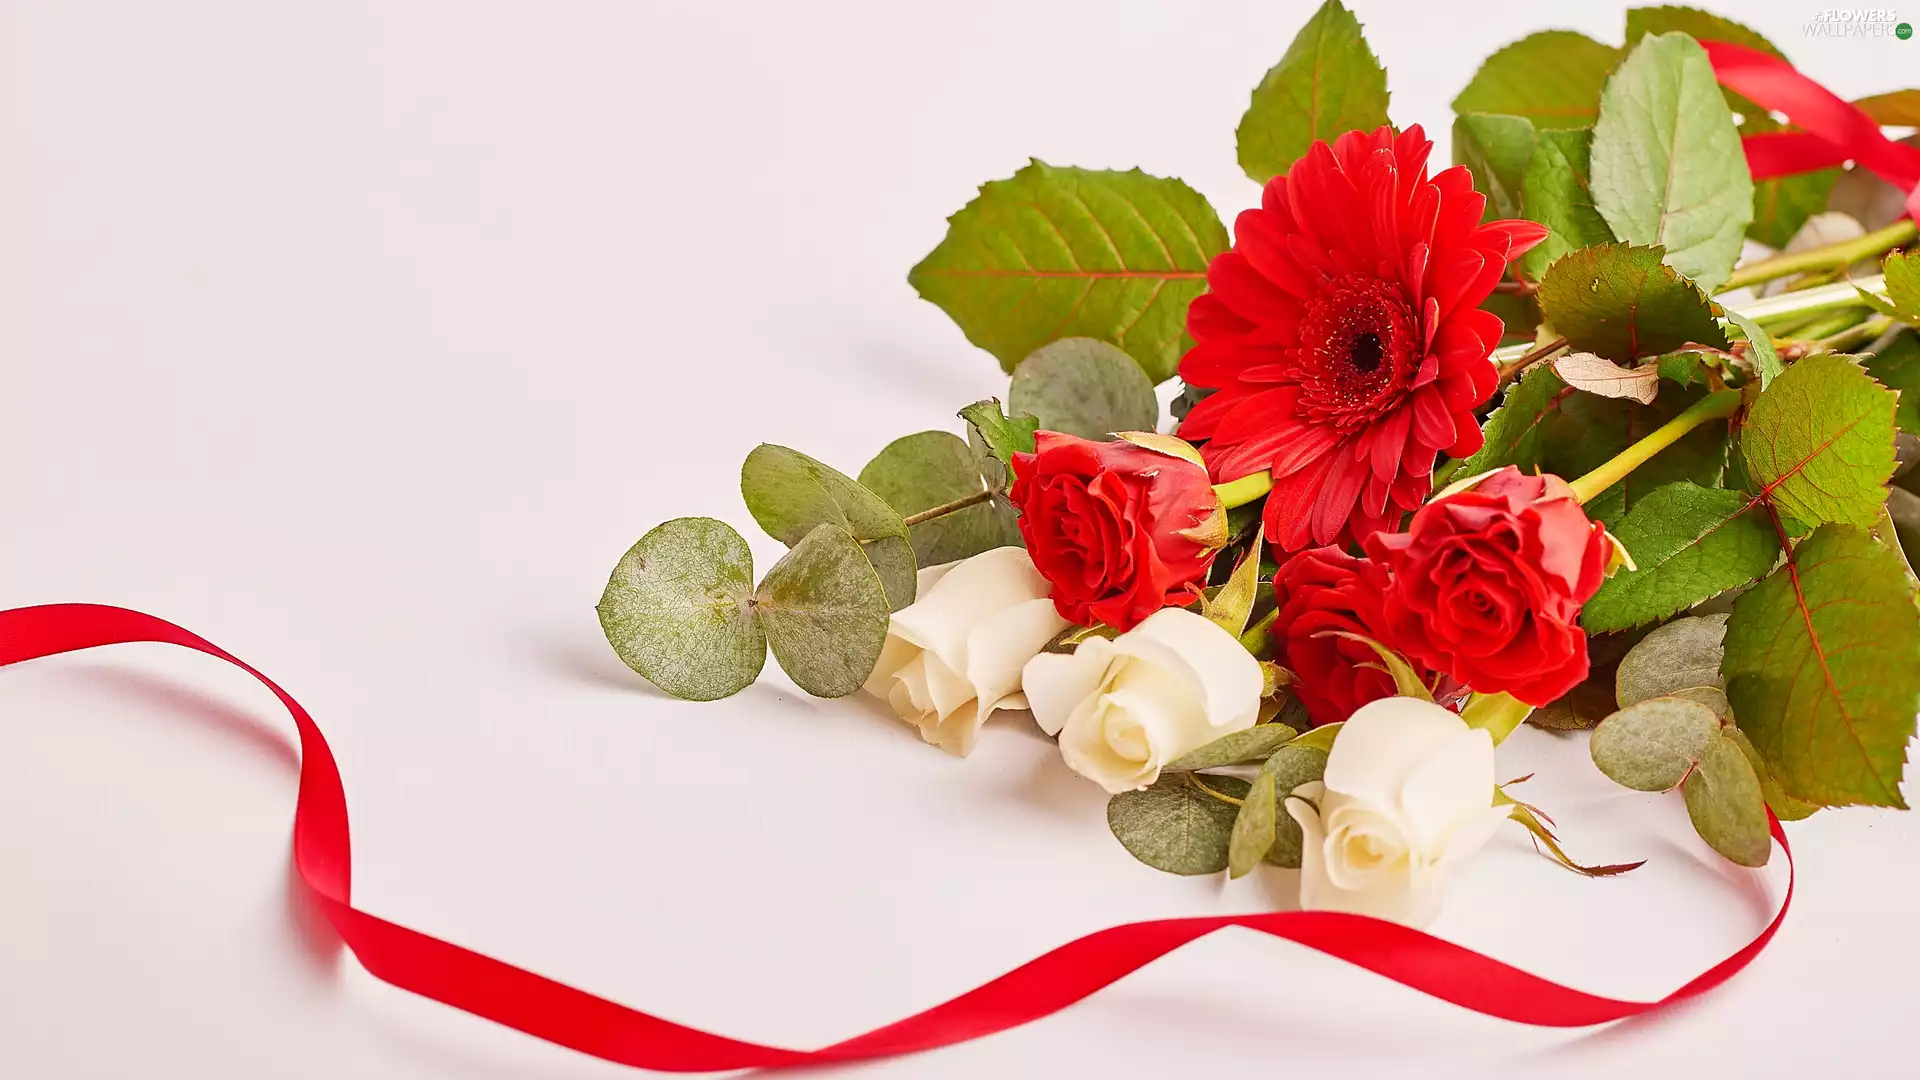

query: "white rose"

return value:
[861, 546, 1069, 756]
[1021, 607, 1263, 794]
[1285, 697, 1512, 928]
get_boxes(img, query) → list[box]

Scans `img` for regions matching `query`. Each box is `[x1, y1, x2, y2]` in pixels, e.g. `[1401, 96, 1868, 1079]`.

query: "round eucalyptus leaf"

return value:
[1261, 745, 1329, 869]
[1228, 768, 1277, 879]
[1590, 697, 1719, 792]
[740, 443, 915, 609]
[858, 431, 1021, 567]
[1682, 730, 1773, 867]
[1163, 723, 1298, 773]
[754, 523, 891, 698]
[1009, 338, 1161, 441]
[596, 517, 766, 701]
[1617, 613, 1728, 707]
[1107, 774, 1246, 875]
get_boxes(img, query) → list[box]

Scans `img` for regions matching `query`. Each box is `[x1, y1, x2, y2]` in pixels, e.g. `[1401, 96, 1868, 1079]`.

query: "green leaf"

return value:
[1456, 364, 1572, 478]
[753, 524, 893, 699]
[1864, 330, 1920, 436]
[1204, 529, 1264, 638]
[1617, 613, 1728, 707]
[1163, 723, 1299, 773]
[858, 431, 1020, 567]
[959, 398, 1039, 474]
[1590, 33, 1754, 294]
[1879, 250, 1920, 323]
[1537, 242, 1727, 362]
[1724, 725, 1821, 822]
[1740, 353, 1898, 529]
[1682, 729, 1773, 867]
[741, 446, 915, 612]
[1723, 525, 1920, 807]
[1007, 337, 1161, 440]
[1518, 128, 1617, 281]
[909, 161, 1228, 383]
[1583, 485, 1780, 632]
[1723, 310, 1782, 390]
[1626, 6, 1783, 58]
[1235, 0, 1390, 185]
[1856, 89, 1920, 126]
[1228, 766, 1277, 878]
[1453, 113, 1536, 223]
[1107, 774, 1247, 875]
[1749, 164, 1840, 250]
[1260, 744, 1329, 869]
[596, 518, 767, 702]
[1591, 696, 1719, 791]
[1452, 30, 1622, 130]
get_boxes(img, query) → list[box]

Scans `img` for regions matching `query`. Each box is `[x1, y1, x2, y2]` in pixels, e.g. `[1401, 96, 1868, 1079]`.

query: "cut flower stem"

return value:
[1568, 389, 1741, 505]
[1719, 218, 1915, 293]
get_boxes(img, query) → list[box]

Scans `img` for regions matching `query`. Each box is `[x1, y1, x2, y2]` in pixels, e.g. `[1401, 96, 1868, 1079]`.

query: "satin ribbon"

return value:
[1705, 40, 1920, 217]
[0, 603, 1793, 1072]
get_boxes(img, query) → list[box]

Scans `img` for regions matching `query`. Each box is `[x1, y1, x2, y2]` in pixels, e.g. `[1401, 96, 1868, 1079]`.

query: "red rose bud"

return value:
[1009, 431, 1225, 631]
[1364, 466, 1609, 706]
[1270, 546, 1434, 727]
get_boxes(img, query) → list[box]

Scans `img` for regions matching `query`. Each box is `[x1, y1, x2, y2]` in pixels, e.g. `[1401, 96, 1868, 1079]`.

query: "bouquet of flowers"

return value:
[596, 2, 1920, 931]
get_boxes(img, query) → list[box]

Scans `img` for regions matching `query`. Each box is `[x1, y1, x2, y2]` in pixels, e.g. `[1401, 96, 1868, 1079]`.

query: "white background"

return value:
[2, 2, 1915, 1076]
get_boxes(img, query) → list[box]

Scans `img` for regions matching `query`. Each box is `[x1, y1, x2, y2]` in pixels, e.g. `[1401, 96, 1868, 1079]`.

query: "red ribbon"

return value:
[1706, 40, 1920, 217]
[0, 603, 1793, 1071]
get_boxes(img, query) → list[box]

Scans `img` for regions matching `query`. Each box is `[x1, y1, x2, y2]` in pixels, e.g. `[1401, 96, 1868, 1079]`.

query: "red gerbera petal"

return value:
[1175, 124, 1545, 551]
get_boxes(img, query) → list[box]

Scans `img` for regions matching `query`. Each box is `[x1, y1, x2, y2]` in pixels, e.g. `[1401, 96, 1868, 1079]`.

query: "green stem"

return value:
[1568, 389, 1741, 505]
[1186, 772, 1244, 806]
[901, 489, 994, 527]
[1738, 273, 1885, 330]
[1720, 218, 1915, 292]
[1816, 314, 1895, 353]
[1213, 471, 1273, 510]
[1496, 336, 1569, 380]
[1791, 309, 1868, 343]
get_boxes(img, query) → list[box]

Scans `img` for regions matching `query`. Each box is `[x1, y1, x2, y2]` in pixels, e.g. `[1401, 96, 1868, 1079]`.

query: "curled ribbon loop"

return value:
[1705, 40, 1920, 218]
[0, 603, 1793, 1073]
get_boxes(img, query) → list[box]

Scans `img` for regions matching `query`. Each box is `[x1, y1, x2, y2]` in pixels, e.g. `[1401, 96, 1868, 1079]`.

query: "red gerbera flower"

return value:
[1175, 125, 1547, 551]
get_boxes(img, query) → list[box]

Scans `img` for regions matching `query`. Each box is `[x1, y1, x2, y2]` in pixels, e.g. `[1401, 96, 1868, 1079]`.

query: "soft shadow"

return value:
[53, 664, 345, 974]
[518, 628, 661, 695]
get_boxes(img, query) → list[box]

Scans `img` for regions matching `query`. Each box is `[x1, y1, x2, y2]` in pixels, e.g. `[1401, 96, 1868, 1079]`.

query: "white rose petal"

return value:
[1284, 697, 1511, 929]
[862, 547, 1069, 757]
[1023, 608, 1263, 794]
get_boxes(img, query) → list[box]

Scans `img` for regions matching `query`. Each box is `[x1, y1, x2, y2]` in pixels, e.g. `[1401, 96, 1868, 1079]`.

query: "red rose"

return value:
[1270, 546, 1435, 726]
[1009, 432, 1224, 630]
[1364, 467, 1609, 706]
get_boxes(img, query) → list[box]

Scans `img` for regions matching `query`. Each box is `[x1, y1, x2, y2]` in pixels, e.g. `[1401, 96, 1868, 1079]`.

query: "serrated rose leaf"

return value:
[1864, 330, 1920, 436]
[597, 518, 766, 701]
[1740, 353, 1898, 529]
[1519, 128, 1617, 281]
[1878, 250, 1920, 323]
[909, 162, 1227, 383]
[1538, 243, 1728, 362]
[753, 523, 892, 699]
[1584, 485, 1780, 632]
[1748, 158, 1839, 250]
[1008, 337, 1160, 441]
[1452, 30, 1622, 129]
[1724, 525, 1920, 807]
[1107, 773, 1247, 875]
[740, 443, 915, 611]
[1235, 0, 1390, 185]
[1591, 696, 1718, 792]
[959, 399, 1040, 477]
[1163, 723, 1299, 773]
[1554, 351, 1660, 403]
[1452, 113, 1536, 222]
[1683, 729, 1773, 867]
[1532, 630, 1640, 731]
[1590, 33, 1754, 294]
[1723, 310, 1782, 390]
[1617, 613, 1729, 706]
[858, 431, 1019, 567]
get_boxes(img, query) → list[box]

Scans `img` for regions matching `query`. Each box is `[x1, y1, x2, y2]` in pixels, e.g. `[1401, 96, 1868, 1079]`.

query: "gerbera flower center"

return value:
[1295, 274, 1420, 430]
